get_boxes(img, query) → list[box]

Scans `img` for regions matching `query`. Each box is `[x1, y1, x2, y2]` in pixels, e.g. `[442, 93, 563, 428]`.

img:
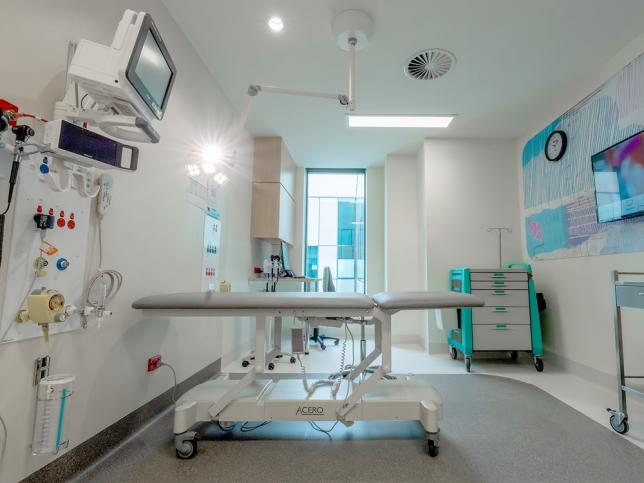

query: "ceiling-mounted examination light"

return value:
[213, 172, 229, 185]
[201, 144, 223, 164]
[347, 114, 455, 128]
[268, 16, 284, 32]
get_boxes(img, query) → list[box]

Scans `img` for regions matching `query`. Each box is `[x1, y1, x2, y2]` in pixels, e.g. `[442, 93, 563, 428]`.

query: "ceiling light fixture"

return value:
[347, 114, 455, 128]
[267, 16, 284, 32]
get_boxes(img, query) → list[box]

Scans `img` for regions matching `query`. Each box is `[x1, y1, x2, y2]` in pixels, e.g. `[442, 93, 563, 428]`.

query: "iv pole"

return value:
[488, 227, 512, 268]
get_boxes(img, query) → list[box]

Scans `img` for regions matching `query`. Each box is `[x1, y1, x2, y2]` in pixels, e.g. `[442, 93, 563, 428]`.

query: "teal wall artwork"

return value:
[523, 52, 644, 259]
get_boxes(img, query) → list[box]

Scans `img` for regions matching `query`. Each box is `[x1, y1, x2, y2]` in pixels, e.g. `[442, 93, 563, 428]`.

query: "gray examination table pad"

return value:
[373, 291, 484, 312]
[132, 291, 375, 310]
[132, 291, 483, 311]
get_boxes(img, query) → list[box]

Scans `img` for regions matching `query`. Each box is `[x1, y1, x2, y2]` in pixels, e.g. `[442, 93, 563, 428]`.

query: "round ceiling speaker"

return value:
[405, 49, 456, 80]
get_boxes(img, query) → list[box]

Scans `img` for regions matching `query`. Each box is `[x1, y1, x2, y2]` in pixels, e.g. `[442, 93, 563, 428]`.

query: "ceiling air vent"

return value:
[405, 49, 455, 80]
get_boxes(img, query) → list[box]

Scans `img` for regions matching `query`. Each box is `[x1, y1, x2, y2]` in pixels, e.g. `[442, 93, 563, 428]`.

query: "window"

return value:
[305, 170, 366, 293]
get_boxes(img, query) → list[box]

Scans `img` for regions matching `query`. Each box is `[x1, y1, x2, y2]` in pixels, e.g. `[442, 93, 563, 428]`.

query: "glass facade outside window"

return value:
[305, 170, 366, 293]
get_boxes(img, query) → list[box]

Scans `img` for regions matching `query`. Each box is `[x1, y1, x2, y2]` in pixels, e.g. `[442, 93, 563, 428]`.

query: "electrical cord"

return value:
[0, 413, 7, 464]
[158, 362, 178, 403]
[217, 421, 236, 432]
[0, 231, 45, 343]
[83, 219, 123, 326]
[240, 421, 271, 432]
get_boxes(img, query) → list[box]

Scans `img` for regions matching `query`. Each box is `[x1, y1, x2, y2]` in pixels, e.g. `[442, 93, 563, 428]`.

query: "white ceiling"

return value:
[163, 0, 644, 167]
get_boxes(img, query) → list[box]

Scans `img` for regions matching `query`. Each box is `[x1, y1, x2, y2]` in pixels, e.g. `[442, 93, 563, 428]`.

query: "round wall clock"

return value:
[545, 130, 567, 161]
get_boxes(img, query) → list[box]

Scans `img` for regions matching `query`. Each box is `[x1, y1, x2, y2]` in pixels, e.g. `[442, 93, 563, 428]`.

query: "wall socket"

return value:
[34, 355, 51, 385]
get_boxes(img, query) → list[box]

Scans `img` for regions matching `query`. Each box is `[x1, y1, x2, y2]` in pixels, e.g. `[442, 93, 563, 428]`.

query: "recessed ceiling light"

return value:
[347, 114, 455, 128]
[268, 16, 284, 32]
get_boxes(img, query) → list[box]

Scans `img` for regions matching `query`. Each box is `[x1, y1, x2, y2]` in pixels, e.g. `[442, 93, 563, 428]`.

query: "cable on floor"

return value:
[240, 421, 271, 432]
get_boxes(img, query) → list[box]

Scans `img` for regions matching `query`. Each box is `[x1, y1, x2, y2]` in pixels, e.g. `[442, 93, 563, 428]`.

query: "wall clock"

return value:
[545, 130, 567, 161]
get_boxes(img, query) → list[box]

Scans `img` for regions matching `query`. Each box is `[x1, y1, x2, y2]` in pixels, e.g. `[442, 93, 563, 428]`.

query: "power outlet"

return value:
[147, 355, 162, 372]
[34, 355, 51, 385]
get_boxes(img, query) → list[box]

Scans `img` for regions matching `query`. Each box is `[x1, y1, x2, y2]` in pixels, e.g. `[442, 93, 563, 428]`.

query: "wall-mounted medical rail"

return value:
[607, 270, 644, 434]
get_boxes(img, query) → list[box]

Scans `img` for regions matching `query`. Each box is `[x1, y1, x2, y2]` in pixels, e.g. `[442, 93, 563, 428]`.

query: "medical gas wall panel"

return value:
[0, 149, 91, 343]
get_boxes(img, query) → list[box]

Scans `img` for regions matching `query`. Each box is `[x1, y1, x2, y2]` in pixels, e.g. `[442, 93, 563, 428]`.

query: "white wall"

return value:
[366, 167, 385, 295]
[384, 155, 425, 343]
[516, 32, 644, 383]
[0, 1, 254, 481]
[423, 139, 522, 348]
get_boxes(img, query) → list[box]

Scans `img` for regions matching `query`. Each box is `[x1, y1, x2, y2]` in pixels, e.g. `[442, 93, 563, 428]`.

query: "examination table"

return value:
[132, 291, 483, 459]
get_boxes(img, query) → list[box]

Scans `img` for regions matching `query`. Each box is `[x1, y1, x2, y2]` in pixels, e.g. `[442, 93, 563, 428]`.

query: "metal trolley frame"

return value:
[607, 270, 644, 434]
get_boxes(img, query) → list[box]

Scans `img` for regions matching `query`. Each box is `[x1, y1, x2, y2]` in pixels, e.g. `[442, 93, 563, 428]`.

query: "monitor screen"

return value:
[126, 16, 176, 120]
[592, 130, 644, 223]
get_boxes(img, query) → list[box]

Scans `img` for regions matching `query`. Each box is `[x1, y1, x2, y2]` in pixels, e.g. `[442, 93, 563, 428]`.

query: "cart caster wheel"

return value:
[176, 438, 197, 459]
[428, 440, 439, 457]
[450, 346, 458, 360]
[268, 363, 275, 370]
[465, 357, 471, 373]
[510, 351, 518, 361]
[276, 354, 283, 358]
[534, 357, 544, 372]
[334, 340, 340, 346]
[610, 414, 629, 434]
[290, 356, 296, 363]
[241, 360, 250, 368]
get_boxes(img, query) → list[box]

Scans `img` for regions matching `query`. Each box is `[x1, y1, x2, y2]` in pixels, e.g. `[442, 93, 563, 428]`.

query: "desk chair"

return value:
[308, 267, 340, 350]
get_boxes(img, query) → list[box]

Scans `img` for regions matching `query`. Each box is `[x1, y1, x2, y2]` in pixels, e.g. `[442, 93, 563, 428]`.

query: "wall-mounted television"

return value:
[592, 130, 644, 223]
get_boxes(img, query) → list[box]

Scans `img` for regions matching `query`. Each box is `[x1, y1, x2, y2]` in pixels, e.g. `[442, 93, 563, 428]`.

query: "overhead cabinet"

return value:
[251, 137, 296, 244]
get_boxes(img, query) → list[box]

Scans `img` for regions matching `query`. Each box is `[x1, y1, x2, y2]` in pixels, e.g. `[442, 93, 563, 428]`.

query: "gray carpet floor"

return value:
[74, 374, 644, 483]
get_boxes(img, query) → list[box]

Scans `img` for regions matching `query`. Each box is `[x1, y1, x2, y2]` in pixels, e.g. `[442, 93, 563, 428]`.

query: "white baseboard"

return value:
[392, 334, 423, 345]
[544, 350, 615, 389]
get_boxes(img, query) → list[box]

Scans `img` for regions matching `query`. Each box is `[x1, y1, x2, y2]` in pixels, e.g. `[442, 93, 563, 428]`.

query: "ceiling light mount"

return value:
[331, 10, 374, 51]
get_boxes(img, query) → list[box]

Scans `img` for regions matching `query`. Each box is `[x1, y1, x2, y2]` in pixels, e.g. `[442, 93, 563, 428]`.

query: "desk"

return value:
[248, 276, 320, 293]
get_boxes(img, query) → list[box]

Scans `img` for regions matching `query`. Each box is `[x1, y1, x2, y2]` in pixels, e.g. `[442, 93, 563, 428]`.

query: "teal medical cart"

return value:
[447, 262, 544, 372]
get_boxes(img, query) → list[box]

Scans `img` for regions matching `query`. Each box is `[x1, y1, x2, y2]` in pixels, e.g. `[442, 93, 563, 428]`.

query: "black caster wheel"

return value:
[290, 356, 296, 363]
[534, 357, 544, 372]
[465, 357, 471, 373]
[334, 340, 340, 346]
[510, 351, 519, 361]
[610, 414, 629, 434]
[176, 438, 197, 459]
[276, 354, 283, 358]
[320, 344, 326, 351]
[450, 346, 458, 360]
[241, 360, 250, 368]
[427, 440, 439, 457]
[268, 362, 275, 370]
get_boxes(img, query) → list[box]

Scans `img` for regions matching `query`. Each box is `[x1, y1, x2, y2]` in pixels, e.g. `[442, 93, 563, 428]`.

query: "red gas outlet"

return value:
[147, 355, 162, 372]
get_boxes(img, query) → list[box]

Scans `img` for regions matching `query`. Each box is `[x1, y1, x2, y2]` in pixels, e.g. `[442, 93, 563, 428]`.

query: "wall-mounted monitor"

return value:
[592, 130, 644, 223]
[69, 10, 176, 124]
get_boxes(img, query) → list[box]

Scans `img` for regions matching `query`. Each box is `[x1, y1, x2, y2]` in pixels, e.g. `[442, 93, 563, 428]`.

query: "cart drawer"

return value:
[471, 289, 529, 307]
[615, 283, 644, 309]
[470, 271, 528, 282]
[473, 324, 532, 351]
[472, 306, 530, 325]
[471, 281, 528, 290]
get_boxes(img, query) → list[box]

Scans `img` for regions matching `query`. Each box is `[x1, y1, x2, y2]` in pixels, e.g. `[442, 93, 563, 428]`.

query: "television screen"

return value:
[126, 16, 176, 120]
[592, 130, 644, 223]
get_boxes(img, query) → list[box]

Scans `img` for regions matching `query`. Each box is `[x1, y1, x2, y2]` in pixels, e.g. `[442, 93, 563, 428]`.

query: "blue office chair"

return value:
[309, 267, 340, 350]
